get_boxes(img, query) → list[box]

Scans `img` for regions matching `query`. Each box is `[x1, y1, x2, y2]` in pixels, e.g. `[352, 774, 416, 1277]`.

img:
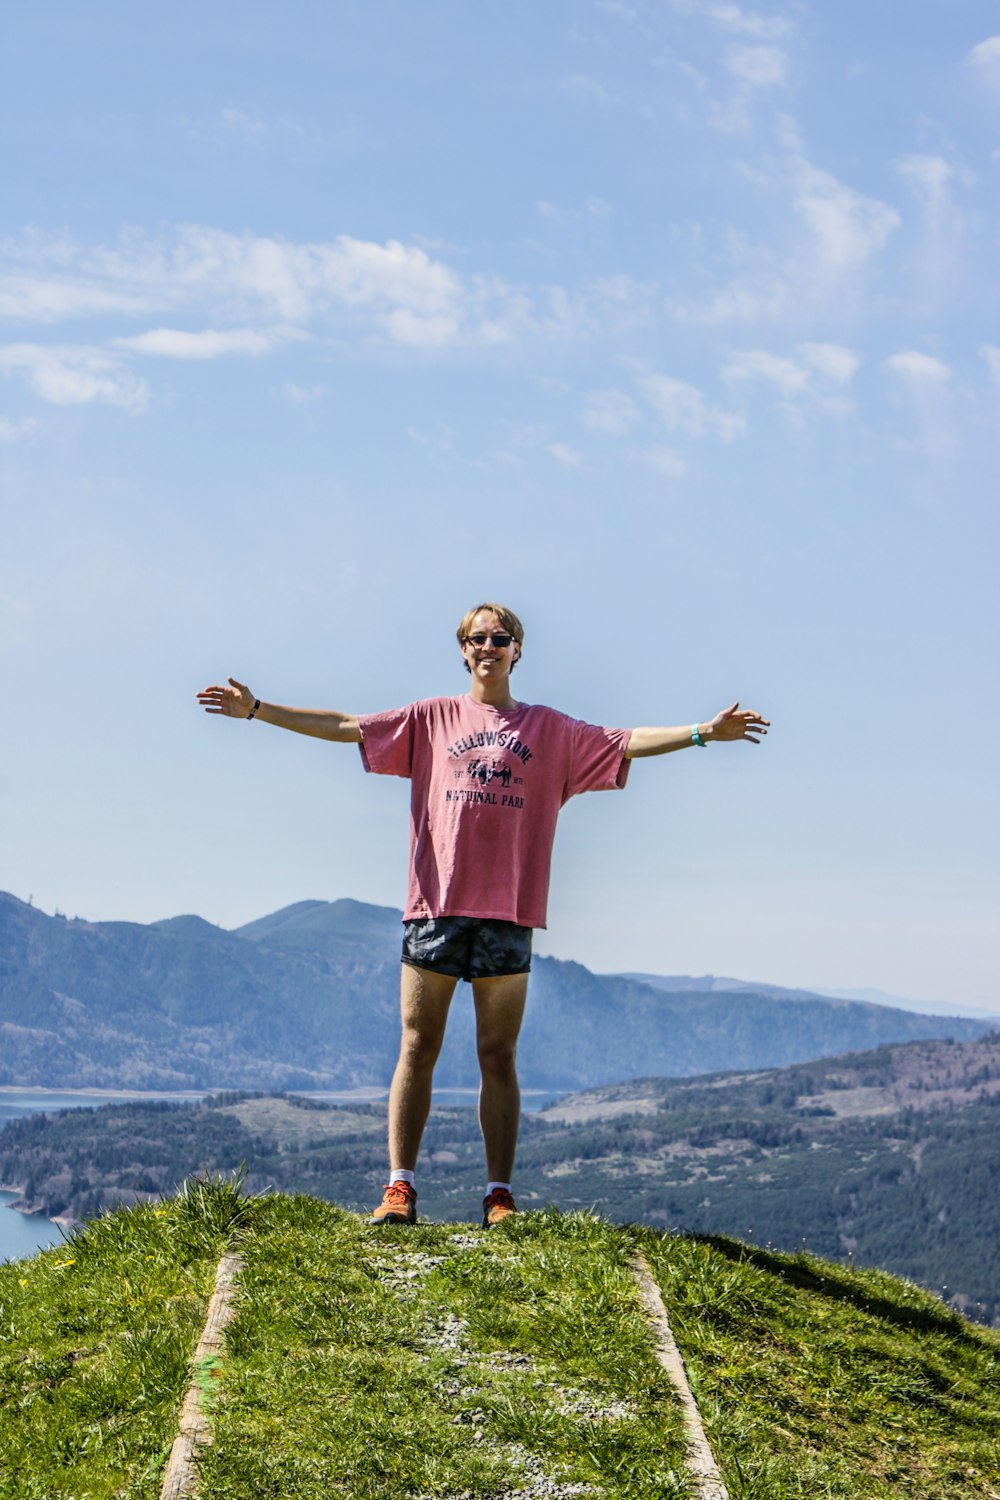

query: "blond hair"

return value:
[456, 602, 525, 671]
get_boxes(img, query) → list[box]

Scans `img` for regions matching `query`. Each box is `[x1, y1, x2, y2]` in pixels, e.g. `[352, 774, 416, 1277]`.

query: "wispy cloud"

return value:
[884, 350, 951, 384]
[793, 161, 900, 271]
[967, 36, 1000, 70]
[724, 44, 787, 87]
[672, 276, 789, 325]
[895, 154, 954, 219]
[639, 372, 745, 441]
[703, 3, 791, 39]
[113, 327, 294, 359]
[560, 74, 616, 107]
[0, 273, 155, 323]
[983, 345, 1000, 391]
[0, 226, 601, 361]
[0, 415, 41, 442]
[283, 381, 328, 403]
[635, 443, 688, 478]
[723, 342, 860, 414]
[584, 389, 640, 434]
[884, 350, 954, 455]
[549, 441, 583, 468]
[0, 345, 148, 410]
[723, 349, 808, 396]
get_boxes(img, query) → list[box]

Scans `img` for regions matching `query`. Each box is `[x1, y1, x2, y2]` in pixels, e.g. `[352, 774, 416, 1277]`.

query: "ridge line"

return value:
[629, 1251, 730, 1500]
[159, 1250, 243, 1500]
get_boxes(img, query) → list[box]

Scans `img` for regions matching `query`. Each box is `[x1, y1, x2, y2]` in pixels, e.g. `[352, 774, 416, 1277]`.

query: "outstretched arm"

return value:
[197, 678, 362, 742]
[625, 702, 769, 759]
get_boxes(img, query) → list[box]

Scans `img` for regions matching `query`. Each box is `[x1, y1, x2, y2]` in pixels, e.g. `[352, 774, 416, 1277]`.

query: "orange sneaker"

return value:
[369, 1181, 417, 1226]
[482, 1187, 517, 1228]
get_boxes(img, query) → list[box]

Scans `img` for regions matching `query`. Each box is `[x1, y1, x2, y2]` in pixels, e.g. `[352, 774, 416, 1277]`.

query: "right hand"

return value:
[197, 677, 257, 718]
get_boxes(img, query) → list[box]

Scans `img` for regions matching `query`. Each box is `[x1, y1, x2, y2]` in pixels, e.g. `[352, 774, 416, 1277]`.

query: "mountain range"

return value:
[0, 890, 994, 1092]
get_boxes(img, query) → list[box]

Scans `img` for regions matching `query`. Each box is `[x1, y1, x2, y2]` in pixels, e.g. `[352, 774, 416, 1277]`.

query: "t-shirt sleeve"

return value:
[566, 720, 632, 798]
[357, 704, 419, 779]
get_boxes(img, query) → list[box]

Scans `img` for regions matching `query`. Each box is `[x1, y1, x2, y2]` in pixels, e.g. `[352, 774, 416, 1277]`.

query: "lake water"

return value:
[0, 1085, 563, 1264]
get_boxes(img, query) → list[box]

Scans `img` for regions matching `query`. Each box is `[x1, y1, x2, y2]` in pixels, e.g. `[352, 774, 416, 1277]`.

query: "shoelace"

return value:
[383, 1181, 414, 1204]
[486, 1188, 515, 1209]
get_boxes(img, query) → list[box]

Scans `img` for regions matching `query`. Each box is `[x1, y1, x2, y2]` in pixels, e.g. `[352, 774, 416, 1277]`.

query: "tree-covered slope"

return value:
[6, 1035, 1000, 1325]
[0, 891, 991, 1091]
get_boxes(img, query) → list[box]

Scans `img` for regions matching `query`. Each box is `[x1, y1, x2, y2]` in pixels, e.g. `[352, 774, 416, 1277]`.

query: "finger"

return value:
[228, 677, 248, 691]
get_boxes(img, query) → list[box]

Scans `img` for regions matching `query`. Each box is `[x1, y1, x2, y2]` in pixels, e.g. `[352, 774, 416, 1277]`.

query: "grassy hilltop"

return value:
[2, 1185, 1000, 1499]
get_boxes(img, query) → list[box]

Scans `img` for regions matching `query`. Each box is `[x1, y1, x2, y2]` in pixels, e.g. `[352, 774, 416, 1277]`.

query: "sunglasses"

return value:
[465, 632, 514, 648]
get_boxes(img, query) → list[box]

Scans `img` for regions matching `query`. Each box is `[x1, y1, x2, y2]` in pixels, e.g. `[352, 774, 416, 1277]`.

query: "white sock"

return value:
[390, 1169, 416, 1188]
[486, 1180, 512, 1197]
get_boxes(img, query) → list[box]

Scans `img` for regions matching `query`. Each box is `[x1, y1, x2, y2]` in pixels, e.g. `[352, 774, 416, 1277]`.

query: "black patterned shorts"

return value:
[401, 916, 533, 981]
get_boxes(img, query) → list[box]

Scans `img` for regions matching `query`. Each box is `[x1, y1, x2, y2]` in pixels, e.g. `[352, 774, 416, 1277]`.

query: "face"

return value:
[461, 610, 520, 681]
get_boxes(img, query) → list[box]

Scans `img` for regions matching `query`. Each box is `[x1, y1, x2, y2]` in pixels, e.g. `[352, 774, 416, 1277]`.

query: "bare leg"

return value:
[472, 972, 529, 1183]
[388, 964, 458, 1171]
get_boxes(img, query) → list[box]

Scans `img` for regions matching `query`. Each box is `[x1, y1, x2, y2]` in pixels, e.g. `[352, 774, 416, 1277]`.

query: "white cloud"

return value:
[723, 342, 859, 414]
[798, 342, 860, 384]
[0, 227, 471, 345]
[724, 44, 788, 87]
[549, 442, 583, 468]
[113, 327, 284, 359]
[219, 106, 269, 141]
[723, 349, 808, 396]
[793, 163, 900, 271]
[283, 381, 328, 403]
[0, 345, 148, 411]
[407, 423, 452, 451]
[639, 372, 745, 441]
[638, 444, 688, 478]
[0, 415, 41, 442]
[536, 196, 613, 224]
[896, 154, 953, 207]
[884, 351, 951, 385]
[884, 351, 954, 455]
[704, 3, 791, 39]
[584, 389, 640, 435]
[983, 345, 1000, 390]
[0, 274, 154, 323]
[560, 75, 615, 107]
[967, 37, 1000, 69]
[672, 277, 789, 324]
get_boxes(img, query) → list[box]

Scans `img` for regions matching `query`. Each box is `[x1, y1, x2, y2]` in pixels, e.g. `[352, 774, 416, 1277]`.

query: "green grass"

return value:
[0, 1183, 241, 1500]
[637, 1228, 1000, 1500]
[4, 1187, 1000, 1499]
[199, 1197, 690, 1498]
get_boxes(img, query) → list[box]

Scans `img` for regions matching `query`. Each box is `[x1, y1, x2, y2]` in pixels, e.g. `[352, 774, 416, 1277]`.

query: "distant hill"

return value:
[618, 971, 1000, 1022]
[0, 890, 993, 1092]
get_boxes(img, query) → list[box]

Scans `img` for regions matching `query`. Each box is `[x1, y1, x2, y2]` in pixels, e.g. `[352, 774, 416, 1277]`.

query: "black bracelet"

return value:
[247, 699, 261, 721]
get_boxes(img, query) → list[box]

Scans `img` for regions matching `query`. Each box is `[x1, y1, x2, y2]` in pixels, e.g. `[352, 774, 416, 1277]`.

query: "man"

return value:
[198, 603, 768, 1228]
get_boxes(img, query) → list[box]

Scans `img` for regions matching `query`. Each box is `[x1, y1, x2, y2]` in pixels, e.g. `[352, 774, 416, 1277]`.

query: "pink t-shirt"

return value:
[358, 695, 631, 929]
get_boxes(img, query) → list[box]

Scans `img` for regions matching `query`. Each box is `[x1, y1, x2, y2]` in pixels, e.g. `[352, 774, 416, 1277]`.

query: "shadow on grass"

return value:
[688, 1231, 995, 1351]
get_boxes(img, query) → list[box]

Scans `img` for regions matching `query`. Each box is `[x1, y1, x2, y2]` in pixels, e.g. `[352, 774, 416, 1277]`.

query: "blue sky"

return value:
[2, 1, 997, 1007]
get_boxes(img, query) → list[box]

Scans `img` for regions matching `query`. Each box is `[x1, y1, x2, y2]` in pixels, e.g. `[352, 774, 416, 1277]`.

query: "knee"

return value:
[400, 1026, 444, 1072]
[477, 1035, 518, 1079]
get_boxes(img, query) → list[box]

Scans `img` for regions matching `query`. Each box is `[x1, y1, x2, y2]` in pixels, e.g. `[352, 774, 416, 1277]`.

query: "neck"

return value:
[469, 676, 518, 710]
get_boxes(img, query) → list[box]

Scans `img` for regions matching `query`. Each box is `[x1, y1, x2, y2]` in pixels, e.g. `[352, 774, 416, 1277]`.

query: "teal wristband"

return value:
[691, 725, 706, 747]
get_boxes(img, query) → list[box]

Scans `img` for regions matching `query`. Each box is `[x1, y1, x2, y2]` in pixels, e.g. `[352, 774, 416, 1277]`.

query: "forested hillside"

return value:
[1, 891, 990, 1091]
[5, 1034, 1000, 1325]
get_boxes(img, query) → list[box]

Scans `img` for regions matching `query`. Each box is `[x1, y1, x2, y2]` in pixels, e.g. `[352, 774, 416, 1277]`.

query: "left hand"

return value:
[708, 702, 769, 743]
